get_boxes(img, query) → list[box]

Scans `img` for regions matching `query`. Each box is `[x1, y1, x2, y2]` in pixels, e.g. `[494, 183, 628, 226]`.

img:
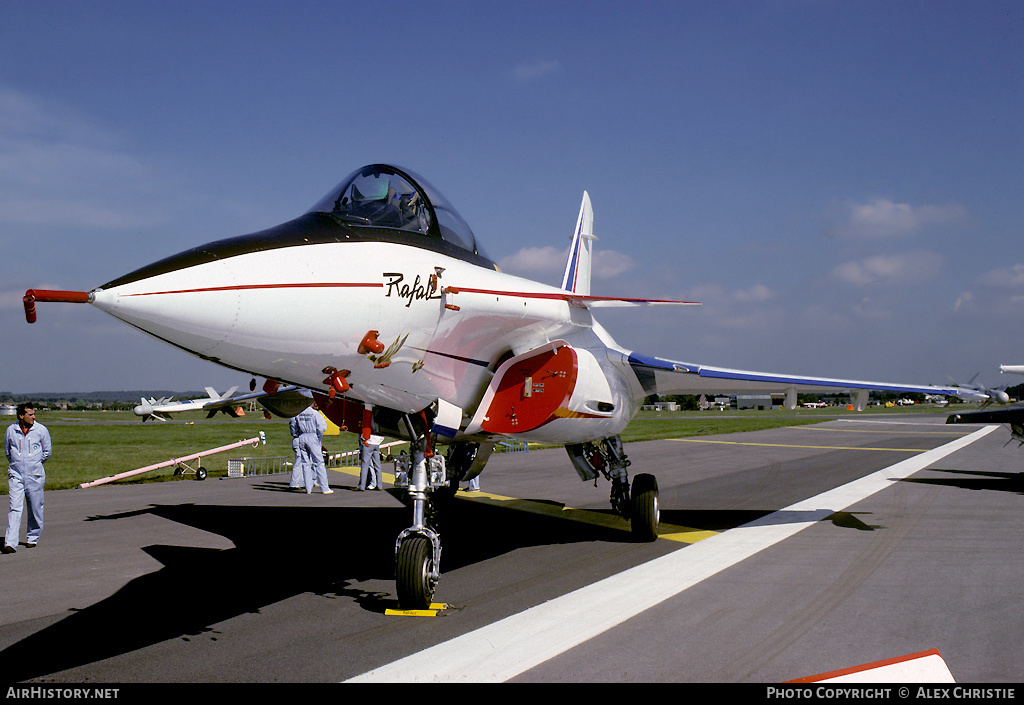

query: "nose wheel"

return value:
[395, 531, 440, 610]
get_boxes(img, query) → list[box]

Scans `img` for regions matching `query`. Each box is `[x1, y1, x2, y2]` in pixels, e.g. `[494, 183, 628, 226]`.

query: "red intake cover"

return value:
[480, 345, 577, 434]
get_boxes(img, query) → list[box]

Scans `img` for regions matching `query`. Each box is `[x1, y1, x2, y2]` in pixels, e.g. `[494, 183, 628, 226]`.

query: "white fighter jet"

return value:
[132, 384, 307, 421]
[22, 164, 983, 608]
[947, 366, 1024, 443]
[134, 386, 241, 421]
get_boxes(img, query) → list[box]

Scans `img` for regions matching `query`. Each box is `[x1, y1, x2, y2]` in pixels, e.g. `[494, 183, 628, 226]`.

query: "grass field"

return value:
[0, 413, 349, 493]
[0, 403, 961, 493]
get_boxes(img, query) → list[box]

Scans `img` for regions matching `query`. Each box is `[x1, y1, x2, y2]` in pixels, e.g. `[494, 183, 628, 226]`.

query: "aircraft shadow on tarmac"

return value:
[902, 468, 1024, 495]
[0, 494, 631, 682]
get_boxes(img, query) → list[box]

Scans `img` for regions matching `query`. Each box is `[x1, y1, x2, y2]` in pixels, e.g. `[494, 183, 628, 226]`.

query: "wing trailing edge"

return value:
[624, 352, 982, 409]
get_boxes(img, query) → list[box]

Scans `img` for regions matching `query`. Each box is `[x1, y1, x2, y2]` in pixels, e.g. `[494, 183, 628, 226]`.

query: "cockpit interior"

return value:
[308, 164, 488, 258]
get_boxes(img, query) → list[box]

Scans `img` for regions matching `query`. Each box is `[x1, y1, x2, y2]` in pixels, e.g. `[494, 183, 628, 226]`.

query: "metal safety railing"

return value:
[227, 440, 409, 478]
[324, 440, 408, 467]
[227, 455, 289, 478]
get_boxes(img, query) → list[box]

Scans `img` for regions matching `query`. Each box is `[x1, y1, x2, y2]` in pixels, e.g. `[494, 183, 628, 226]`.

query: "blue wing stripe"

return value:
[626, 352, 964, 396]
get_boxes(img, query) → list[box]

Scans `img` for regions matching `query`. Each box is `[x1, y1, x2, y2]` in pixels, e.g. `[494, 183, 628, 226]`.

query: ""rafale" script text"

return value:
[383, 272, 441, 308]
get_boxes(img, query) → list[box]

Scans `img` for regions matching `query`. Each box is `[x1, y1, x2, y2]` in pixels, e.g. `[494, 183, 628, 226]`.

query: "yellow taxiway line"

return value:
[327, 465, 716, 544]
[441, 489, 717, 544]
[792, 425, 972, 436]
[327, 423, 955, 542]
[667, 438, 931, 452]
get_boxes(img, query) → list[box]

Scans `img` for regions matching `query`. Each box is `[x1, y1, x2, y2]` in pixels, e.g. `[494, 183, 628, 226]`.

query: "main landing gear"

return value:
[390, 429, 656, 608]
[565, 435, 660, 542]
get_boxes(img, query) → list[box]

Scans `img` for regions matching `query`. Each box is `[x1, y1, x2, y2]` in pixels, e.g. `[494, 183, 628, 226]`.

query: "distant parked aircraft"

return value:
[133, 386, 243, 421]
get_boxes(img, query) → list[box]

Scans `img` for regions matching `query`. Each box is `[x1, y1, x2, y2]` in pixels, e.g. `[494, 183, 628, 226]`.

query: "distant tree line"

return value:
[643, 383, 1024, 409]
[0, 390, 205, 411]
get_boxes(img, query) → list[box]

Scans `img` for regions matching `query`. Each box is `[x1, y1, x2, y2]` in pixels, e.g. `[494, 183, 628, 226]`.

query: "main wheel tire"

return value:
[630, 473, 659, 542]
[396, 535, 436, 610]
[195, 466, 207, 481]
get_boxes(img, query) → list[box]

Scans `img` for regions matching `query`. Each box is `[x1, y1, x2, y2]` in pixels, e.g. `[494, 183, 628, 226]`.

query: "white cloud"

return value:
[0, 86, 161, 230]
[834, 198, 968, 239]
[512, 60, 560, 81]
[830, 250, 944, 285]
[979, 263, 1024, 289]
[592, 250, 636, 278]
[948, 264, 1024, 318]
[497, 245, 635, 280]
[673, 282, 777, 307]
[498, 245, 566, 278]
[953, 291, 972, 312]
[733, 284, 775, 302]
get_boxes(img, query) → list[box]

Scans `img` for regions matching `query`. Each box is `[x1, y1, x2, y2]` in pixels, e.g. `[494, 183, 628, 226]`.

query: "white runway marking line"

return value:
[345, 425, 997, 683]
[837, 418, 952, 426]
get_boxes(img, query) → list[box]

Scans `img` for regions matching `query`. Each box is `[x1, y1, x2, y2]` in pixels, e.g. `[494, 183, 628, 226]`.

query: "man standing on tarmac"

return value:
[292, 402, 332, 495]
[4, 403, 51, 553]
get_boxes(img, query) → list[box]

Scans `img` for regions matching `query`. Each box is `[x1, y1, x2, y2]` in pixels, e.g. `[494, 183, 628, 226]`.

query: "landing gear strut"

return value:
[392, 419, 448, 610]
[565, 435, 660, 542]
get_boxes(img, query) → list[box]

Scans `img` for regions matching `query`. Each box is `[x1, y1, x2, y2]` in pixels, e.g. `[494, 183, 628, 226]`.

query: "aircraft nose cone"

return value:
[91, 265, 242, 362]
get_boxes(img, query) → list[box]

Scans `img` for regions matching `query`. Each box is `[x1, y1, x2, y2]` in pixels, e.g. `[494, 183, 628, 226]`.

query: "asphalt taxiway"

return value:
[0, 413, 1021, 683]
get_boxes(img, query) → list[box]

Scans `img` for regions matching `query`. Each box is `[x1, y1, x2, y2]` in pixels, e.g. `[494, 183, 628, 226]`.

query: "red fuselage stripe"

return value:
[452, 286, 696, 304]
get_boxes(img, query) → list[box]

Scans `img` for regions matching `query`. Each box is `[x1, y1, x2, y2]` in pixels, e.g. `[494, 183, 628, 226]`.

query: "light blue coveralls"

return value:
[288, 425, 304, 489]
[291, 407, 330, 493]
[358, 434, 382, 490]
[5, 420, 51, 549]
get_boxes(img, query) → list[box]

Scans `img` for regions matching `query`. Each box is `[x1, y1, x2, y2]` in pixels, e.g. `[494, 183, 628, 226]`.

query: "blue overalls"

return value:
[293, 408, 330, 493]
[288, 418, 304, 489]
[359, 435, 382, 490]
[5, 421, 51, 549]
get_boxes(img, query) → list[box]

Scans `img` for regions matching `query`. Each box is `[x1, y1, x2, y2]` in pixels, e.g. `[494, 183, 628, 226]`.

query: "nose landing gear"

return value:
[392, 429, 448, 610]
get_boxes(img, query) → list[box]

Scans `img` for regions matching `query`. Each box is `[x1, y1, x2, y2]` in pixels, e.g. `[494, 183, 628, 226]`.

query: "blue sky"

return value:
[1, 1, 1021, 394]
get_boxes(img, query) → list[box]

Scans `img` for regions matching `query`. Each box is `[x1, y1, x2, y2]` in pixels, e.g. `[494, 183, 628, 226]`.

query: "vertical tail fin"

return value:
[560, 191, 597, 295]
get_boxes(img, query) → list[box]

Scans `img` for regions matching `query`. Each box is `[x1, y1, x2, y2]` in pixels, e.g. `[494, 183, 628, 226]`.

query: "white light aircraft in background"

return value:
[134, 386, 241, 421]
[947, 373, 1009, 408]
[132, 384, 307, 421]
[22, 164, 987, 608]
[947, 365, 1024, 443]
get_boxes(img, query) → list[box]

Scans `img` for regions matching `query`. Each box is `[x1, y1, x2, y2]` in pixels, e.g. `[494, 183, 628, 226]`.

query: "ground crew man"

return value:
[4, 403, 51, 553]
[288, 414, 305, 491]
[292, 404, 332, 494]
[358, 433, 383, 490]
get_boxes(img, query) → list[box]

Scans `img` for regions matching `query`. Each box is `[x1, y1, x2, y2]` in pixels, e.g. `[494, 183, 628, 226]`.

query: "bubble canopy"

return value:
[308, 164, 487, 258]
[98, 164, 494, 291]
